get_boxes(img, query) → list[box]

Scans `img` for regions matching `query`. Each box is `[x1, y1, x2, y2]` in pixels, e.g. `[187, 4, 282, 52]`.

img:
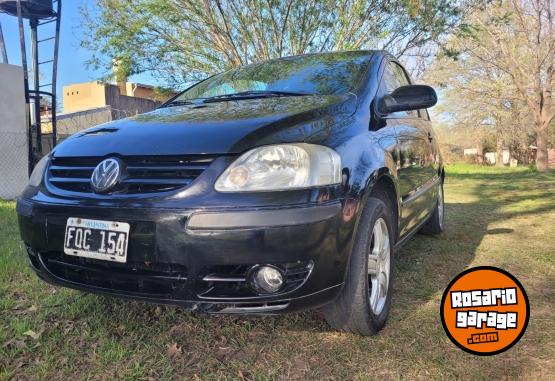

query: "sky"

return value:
[0, 0, 158, 110]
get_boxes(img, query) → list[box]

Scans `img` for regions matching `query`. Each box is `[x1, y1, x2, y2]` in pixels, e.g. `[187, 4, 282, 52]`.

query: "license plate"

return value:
[64, 218, 130, 263]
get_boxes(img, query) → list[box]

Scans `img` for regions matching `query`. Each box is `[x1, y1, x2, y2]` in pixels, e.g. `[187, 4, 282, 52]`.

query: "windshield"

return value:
[173, 52, 372, 102]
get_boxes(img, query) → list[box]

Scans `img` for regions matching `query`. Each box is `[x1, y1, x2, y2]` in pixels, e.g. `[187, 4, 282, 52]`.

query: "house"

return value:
[41, 80, 176, 138]
[62, 80, 171, 115]
[463, 148, 478, 156]
[484, 150, 510, 165]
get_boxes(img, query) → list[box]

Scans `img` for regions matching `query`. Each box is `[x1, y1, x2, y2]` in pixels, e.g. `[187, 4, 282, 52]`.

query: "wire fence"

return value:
[0, 131, 30, 199]
[0, 107, 143, 200]
[41, 106, 138, 144]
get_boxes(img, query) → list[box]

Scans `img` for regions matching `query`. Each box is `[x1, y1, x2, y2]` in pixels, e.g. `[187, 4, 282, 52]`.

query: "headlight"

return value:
[215, 143, 341, 192]
[28, 155, 50, 187]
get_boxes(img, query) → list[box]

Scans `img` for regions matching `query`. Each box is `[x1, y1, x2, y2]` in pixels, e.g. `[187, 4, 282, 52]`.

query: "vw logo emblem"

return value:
[91, 158, 122, 193]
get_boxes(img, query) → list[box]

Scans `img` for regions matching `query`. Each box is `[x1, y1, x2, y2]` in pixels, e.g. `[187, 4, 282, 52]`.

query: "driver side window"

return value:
[379, 62, 418, 118]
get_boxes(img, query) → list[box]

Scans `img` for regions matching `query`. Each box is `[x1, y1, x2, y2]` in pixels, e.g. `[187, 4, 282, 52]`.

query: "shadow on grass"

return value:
[81, 168, 555, 335]
[86, 202, 486, 336]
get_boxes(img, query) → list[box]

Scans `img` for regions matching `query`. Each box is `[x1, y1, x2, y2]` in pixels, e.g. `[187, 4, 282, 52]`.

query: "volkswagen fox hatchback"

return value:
[17, 51, 443, 335]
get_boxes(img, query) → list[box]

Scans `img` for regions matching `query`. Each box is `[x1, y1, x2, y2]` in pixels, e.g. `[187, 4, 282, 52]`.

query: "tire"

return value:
[323, 197, 394, 335]
[421, 181, 444, 235]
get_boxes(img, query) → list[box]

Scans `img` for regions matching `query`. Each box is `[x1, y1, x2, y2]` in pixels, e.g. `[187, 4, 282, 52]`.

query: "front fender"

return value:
[333, 129, 399, 287]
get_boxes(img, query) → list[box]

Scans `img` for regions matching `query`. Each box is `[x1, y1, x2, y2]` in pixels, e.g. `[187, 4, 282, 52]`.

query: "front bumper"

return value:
[17, 197, 351, 313]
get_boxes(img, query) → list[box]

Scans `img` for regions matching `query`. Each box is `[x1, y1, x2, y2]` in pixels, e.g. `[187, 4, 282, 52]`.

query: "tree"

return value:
[81, 0, 465, 86]
[432, 0, 554, 171]
[425, 34, 535, 165]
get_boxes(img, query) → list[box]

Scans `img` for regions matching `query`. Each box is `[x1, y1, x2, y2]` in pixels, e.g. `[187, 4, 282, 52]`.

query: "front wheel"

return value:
[323, 197, 394, 335]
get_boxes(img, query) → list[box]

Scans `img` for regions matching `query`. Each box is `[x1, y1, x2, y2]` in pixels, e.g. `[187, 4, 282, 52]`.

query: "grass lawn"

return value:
[0, 164, 554, 380]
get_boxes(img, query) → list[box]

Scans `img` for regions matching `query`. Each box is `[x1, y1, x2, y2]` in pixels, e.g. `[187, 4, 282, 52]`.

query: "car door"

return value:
[377, 60, 435, 236]
[418, 107, 442, 210]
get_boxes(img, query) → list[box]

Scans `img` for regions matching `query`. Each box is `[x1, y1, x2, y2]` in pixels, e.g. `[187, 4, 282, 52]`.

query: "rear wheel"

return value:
[421, 182, 444, 235]
[323, 198, 394, 335]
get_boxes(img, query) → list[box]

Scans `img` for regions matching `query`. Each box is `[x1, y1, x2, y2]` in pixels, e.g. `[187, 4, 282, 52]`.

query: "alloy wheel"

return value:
[367, 217, 391, 315]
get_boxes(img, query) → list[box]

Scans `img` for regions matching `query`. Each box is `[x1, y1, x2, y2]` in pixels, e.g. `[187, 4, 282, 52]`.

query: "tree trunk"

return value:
[476, 140, 484, 165]
[496, 130, 504, 167]
[536, 118, 549, 172]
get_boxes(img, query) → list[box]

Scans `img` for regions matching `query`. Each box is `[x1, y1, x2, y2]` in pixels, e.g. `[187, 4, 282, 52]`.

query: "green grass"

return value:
[1, 164, 554, 380]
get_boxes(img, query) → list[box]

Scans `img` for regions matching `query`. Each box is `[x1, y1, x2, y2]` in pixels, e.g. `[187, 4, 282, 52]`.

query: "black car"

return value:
[17, 51, 443, 335]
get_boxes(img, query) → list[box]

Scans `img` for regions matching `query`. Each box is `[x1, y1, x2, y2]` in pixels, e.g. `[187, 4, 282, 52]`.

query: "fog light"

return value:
[250, 265, 285, 294]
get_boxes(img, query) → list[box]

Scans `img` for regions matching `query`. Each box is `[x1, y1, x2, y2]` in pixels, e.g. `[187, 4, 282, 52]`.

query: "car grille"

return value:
[37, 250, 189, 297]
[47, 155, 215, 195]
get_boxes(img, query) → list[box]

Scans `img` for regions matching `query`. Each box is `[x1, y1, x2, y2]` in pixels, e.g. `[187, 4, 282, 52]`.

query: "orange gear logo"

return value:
[440, 266, 529, 356]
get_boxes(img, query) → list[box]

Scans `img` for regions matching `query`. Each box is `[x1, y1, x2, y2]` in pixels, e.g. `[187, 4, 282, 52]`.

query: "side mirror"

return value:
[378, 85, 437, 115]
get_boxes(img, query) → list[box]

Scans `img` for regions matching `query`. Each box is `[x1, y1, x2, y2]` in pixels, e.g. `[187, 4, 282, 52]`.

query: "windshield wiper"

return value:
[202, 90, 314, 102]
[162, 91, 313, 107]
[161, 99, 204, 108]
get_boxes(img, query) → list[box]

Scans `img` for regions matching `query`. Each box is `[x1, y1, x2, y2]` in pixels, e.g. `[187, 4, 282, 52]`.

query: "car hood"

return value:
[53, 94, 357, 157]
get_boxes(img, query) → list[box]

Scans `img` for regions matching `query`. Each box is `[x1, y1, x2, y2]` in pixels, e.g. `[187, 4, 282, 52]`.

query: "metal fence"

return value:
[0, 63, 28, 199]
[0, 131, 30, 199]
[1, 103, 151, 200]
[38, 106, 138, 153]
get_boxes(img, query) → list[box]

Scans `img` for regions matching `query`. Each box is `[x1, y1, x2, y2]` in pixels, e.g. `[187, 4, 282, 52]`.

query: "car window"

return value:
[392, 63, 432, 120]
[378, 61, 418, 118]
[381, 64, 401, 94]
[391, 62, 410, 87]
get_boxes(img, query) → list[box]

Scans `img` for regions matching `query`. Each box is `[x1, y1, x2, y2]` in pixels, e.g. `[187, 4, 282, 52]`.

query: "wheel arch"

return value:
[357, 168, 401, 243]
[369, 172, 400, 242]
